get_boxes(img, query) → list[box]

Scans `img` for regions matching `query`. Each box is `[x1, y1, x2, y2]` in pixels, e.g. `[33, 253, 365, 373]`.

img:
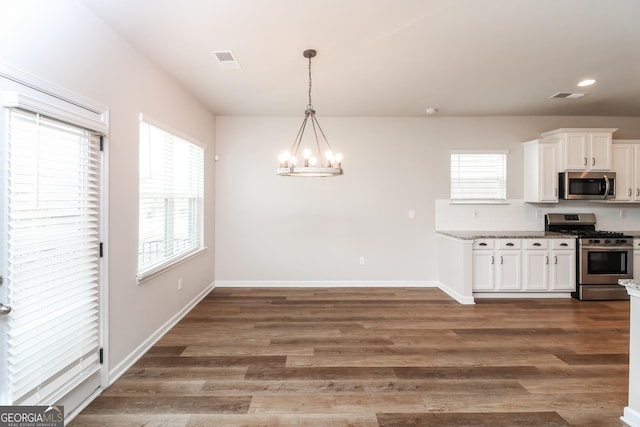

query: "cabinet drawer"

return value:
[473, 239, 494, 250]
[551, 239, 575, 250]
[634, 238, 640, 250]
[497, 240, 521, 250]
[524, 239, 548, 250]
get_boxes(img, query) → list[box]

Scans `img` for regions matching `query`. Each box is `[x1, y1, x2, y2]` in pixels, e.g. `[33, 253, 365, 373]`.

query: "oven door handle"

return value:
[581, 245, 632, 251]
[602, 175, 610, 200]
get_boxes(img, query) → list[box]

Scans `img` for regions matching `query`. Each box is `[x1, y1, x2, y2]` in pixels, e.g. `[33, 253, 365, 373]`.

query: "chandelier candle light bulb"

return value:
[276, 49, 344, 177]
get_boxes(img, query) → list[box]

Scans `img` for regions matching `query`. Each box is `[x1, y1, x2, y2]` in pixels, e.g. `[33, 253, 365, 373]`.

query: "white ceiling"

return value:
[81, 0, 640, 117]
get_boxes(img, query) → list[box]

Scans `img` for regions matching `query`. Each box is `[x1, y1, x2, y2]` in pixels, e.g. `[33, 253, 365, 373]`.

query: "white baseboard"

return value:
[622, 406, 640, 427]
[437, 282, 475, 305]
[107, 281, 215, 385]
[214, 280, 438, 288]
[473, 292, 572, 299]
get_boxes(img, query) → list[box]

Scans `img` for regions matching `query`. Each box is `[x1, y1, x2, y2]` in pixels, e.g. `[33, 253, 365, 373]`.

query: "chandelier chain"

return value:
[307, 55, 313, 108]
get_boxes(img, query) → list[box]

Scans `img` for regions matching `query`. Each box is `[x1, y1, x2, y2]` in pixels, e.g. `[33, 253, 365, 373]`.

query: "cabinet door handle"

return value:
[506, 242, 514, 247]
[545, 256, 549, 265]
[592, 157, 595, 166]
[584, 157, 588, 166]
[560, 243, 568, 247]
[630, 188, 633, 197]
[500, 256, 503, 265]
[479, 242, 487, 246]
[533, 242, 541, 246]
[554, 188, 558, 197]
[491, 256, 494, 265]
[637, 188, 639, 197]
[554, 256, 558, 264]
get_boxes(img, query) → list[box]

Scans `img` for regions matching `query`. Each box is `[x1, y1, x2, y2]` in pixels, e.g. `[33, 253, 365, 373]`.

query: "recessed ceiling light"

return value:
[577, 79, 596, 87]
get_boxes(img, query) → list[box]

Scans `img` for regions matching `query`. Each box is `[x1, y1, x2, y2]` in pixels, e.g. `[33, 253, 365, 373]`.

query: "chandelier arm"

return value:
[289, 113, 310, 157]
[309, 114, 325, 167]
[312, 115, 335, 153]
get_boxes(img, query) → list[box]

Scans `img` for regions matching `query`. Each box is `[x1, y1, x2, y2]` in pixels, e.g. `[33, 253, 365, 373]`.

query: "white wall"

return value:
[0, 1, 216, 376]
[215, 116, 640, 285]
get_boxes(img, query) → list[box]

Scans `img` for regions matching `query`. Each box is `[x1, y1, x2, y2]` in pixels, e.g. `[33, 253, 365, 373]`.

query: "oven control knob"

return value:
[605, 239, 611, 244]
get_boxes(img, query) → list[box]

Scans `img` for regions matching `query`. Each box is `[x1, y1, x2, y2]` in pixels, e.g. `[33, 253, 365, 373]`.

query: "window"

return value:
[450, 150, 507, 203]
[137, 116, 204, 281]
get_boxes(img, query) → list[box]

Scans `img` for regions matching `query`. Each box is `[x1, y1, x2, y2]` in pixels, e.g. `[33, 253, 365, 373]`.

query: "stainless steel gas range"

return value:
[545, 213, 633, 301]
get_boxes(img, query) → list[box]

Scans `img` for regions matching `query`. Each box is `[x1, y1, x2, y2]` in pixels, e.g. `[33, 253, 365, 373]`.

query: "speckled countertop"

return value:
[618, 279, 640, 298]
[619, 279, 640, 293]
[438, 230, 640, 241]
[437, 231, 571, 240]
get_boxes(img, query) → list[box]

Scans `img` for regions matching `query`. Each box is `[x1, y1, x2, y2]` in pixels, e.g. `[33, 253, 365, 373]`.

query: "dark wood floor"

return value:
[71, 288, 631, 426]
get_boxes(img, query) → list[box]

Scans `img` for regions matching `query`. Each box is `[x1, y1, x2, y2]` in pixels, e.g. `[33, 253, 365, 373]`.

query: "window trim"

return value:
[136, 247, 207, 284]
[136, 114, 206, 283]
[450, 149, 508, 205]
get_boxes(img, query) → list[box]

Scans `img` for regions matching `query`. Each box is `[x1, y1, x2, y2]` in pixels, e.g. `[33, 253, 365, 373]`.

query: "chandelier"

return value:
[276, 49, 343, 177]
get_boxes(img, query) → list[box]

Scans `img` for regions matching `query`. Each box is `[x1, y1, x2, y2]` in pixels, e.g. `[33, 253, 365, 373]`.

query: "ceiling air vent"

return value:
[549, 92, 587, 99]
[212, 50, 240, 70]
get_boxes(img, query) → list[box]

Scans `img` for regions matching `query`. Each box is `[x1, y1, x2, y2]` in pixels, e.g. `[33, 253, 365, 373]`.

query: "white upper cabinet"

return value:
[541, 128, 617, 172]
[522, 139, 558, 203]
[611, 141, 640, 202]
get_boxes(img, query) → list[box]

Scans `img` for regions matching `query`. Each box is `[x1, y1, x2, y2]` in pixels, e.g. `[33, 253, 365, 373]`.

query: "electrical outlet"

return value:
[408, 209, 415, 219]
[177, 278, 183, 291]
[473, 210, 479, 219]
[359, 256, 365, 265]
[620, 209, 626, 219]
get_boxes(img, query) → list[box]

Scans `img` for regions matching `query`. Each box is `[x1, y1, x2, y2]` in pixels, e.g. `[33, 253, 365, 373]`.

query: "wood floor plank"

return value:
[133, 355, 287, 368]
[70, 414, 189, 427]
[181, 344, 315, 357]
[200, 378, 528, 396]
[285, 352, 564, 367]
[70, 287, 631, 426]
[102, 379, 205, 396]
[244, 366, 396, 381]
[554, 352, 629, 365]
[186, 413, 380, 427]
[78, 396, 252, 414]
[248, 394, 427, 414]
[377, 411, 570, 427]
[121, 367, 248, 381]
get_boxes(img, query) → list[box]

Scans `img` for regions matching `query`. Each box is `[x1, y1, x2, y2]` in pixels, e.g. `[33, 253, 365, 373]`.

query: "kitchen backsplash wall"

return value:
[436, 199, 640, 231]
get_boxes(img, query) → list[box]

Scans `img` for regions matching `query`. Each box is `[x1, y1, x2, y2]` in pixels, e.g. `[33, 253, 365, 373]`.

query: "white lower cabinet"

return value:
[550, 240, 576, 291]
[472, 239, 521, 291]
[496, 241, 522, 290]
[474, 238, 575, 293]
[523, 240, 549, 291]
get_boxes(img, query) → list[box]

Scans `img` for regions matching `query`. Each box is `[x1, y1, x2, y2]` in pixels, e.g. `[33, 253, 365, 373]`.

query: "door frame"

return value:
[0, 63, 109, 419]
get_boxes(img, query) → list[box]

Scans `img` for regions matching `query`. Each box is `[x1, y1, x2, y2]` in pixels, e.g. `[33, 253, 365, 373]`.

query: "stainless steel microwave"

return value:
[559, 171, 616, 200]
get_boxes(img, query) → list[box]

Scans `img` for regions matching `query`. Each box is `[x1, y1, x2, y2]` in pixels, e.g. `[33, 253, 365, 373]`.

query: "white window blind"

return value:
[137, 119, 204, 280]
[451, 151, 507, 203]
[5, 108, 101, 405]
